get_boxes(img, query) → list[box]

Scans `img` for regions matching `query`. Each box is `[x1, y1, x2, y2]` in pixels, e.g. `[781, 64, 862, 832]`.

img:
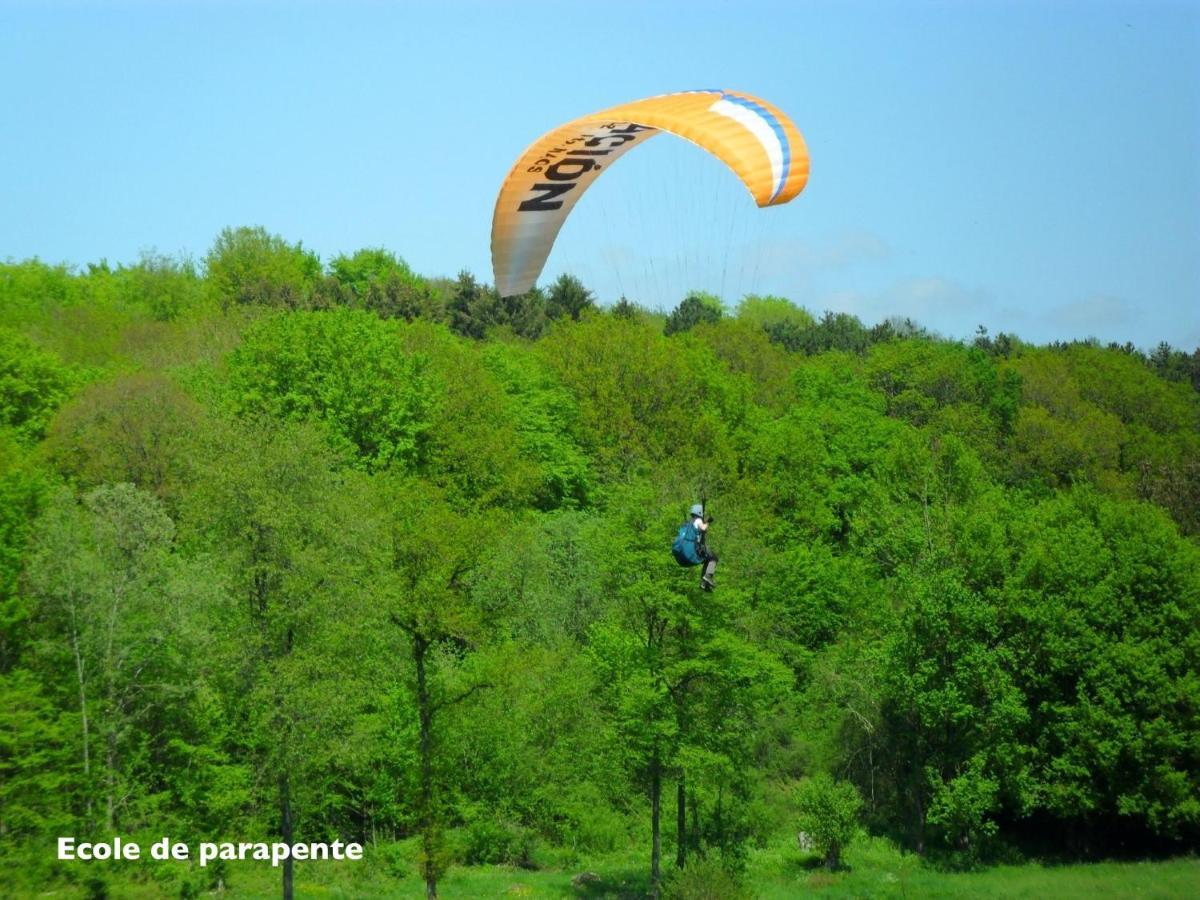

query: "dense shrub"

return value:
[796, 774, 863, 869]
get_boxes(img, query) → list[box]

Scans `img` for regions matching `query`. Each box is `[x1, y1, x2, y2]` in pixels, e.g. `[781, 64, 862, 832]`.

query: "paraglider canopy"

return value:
[491, 89, 810, 298]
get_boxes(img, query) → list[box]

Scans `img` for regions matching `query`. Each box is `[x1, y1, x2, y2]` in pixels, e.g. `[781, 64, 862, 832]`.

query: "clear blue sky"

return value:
[2, 0, 1197, 348]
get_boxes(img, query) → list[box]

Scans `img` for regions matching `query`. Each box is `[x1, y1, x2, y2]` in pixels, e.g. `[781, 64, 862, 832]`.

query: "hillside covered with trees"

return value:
[2, 226, 1198, 898]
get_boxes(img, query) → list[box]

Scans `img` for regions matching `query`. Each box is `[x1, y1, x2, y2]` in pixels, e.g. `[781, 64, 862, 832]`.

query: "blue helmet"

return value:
[689, 503, 704, 518]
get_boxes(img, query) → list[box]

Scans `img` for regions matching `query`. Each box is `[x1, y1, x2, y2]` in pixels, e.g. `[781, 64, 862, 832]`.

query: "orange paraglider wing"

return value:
[490, 90, 810, 297]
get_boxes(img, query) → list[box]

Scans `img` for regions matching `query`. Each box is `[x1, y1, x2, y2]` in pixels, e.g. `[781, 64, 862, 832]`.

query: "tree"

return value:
[587, 498, 685, 899]
[665, 292, 723, 336]
[865, 340, 1021, 437]
[498, 285, 549, 339]
[734, 294, 813, 331]
[740, 356, 898, 545]
[364, 478, 494, 899]
[878, 568, 1027, 855]
[1001, 489, 1200, 844]
[971, 325, 1019, 359]
[545, 273, 596, 322]
[612, 295, 643, 319]
[26, 484, 209, 834]
[227, 309, 437, 472]
[795, 774, 862, 869]
[0, 329, 78, 442]
[0, 434, 48, 672]
[590, 488, 786, 896]
[327, 248, 414, 298]
[447, 271, 503, 339]
[395, 322, 542, 507]
[689, 318, 797, 410]
[0, 260, 82, 326]
[325, 248, 441, 322]
[0, 669, 76, 851]
[43, 372, 204, 508]
[765, 310, 871, 355]
[481, 343, 593, 510]
[182, 420, 373, 900]
[204, 226, 322, 310]
[118, 250, 206, 321]
[537, 315, 743, 479]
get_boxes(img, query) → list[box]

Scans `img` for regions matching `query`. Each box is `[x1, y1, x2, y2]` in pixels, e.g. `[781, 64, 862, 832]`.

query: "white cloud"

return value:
[816, 276, 994, 338]
[744, 231, 891, 279]
[1043, 294, 1134, 331]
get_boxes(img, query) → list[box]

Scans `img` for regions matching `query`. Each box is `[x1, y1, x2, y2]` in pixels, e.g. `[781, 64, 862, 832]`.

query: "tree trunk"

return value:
[714, 785, 724, 854]
[676, 774, 686, 869]
[650, 750, 662, 900]
[70, 616, 93, 827]
[280, 771, 294, 900]
[415, 633, 438, 900]
[913, 786, 926, 855]
[105, 728, 116, 831]
[690, 791, 700, 859]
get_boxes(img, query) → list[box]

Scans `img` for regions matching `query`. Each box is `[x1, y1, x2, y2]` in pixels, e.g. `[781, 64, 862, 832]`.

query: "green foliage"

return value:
[539, 315, 744, 478]
[1007, 345, 1200, 533]
[26, 483, 218, 834]
[927, 756, 999, 861]
[115, 250, 207, 321]
[455, 812, 537, 867]
[689, 318, 796, 409]
[325, 247, 441, 322]
[743, 355, 897, 544]
[447, 270, 503, 339]
[664, 855, 753, 900]
[735, 293, 814, 331]
[0, 259, 82, 324]
[446, 271, 551, 340]
[588, 484, 790, 878]
[439, 643, 628, 856]
[327, 247, 415, 296]
[878, 569, 1027, 853]
[2, 237, 1198, 896]
[611, 295, 644, 319]
[752, 543, 874, 681]
[1007, 351, 1125, 489]
[500, 285, 550, 339]
[865, 340, 1022, 439]
[394, 322, 542, 506]
[43, 372, 204, 506]
[545, 273, 596, 322]
[665, 291, 724, 335]
[0, 669, 76, 840]
[227, 308, 436, 471]
[481, 343, 593, 509]
[0, 260, 151, 367]
[796, 774, 863, 869]
[765, 310, 872, 355]
[972, 325, 1022, 358]
[1001, 490, 1200, 838]
[0, 433, 49, 670]
[0, 260, 89, 364]
[1147, 341, 1200, 391]
[180, 419, 379, 871]
[204, 225, 322, 309]
[0, 328, 79, 441]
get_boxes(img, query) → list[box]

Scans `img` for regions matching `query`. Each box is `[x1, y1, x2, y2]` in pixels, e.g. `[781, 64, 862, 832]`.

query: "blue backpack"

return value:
[672, 520, 703, 566]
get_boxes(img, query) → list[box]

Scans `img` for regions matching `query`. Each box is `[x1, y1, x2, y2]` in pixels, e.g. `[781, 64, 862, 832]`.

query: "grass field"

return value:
[16, 837, 1200, 899]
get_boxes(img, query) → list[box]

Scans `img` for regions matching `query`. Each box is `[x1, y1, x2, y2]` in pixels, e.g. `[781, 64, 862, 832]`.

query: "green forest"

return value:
[1, 225, 1198, 899]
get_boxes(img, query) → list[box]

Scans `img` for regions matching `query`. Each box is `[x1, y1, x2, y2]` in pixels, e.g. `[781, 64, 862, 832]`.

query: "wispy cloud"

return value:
[743, 231, 891, 280]
[1043, 294, 1134, 331]
[819, 276, 995, 338]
